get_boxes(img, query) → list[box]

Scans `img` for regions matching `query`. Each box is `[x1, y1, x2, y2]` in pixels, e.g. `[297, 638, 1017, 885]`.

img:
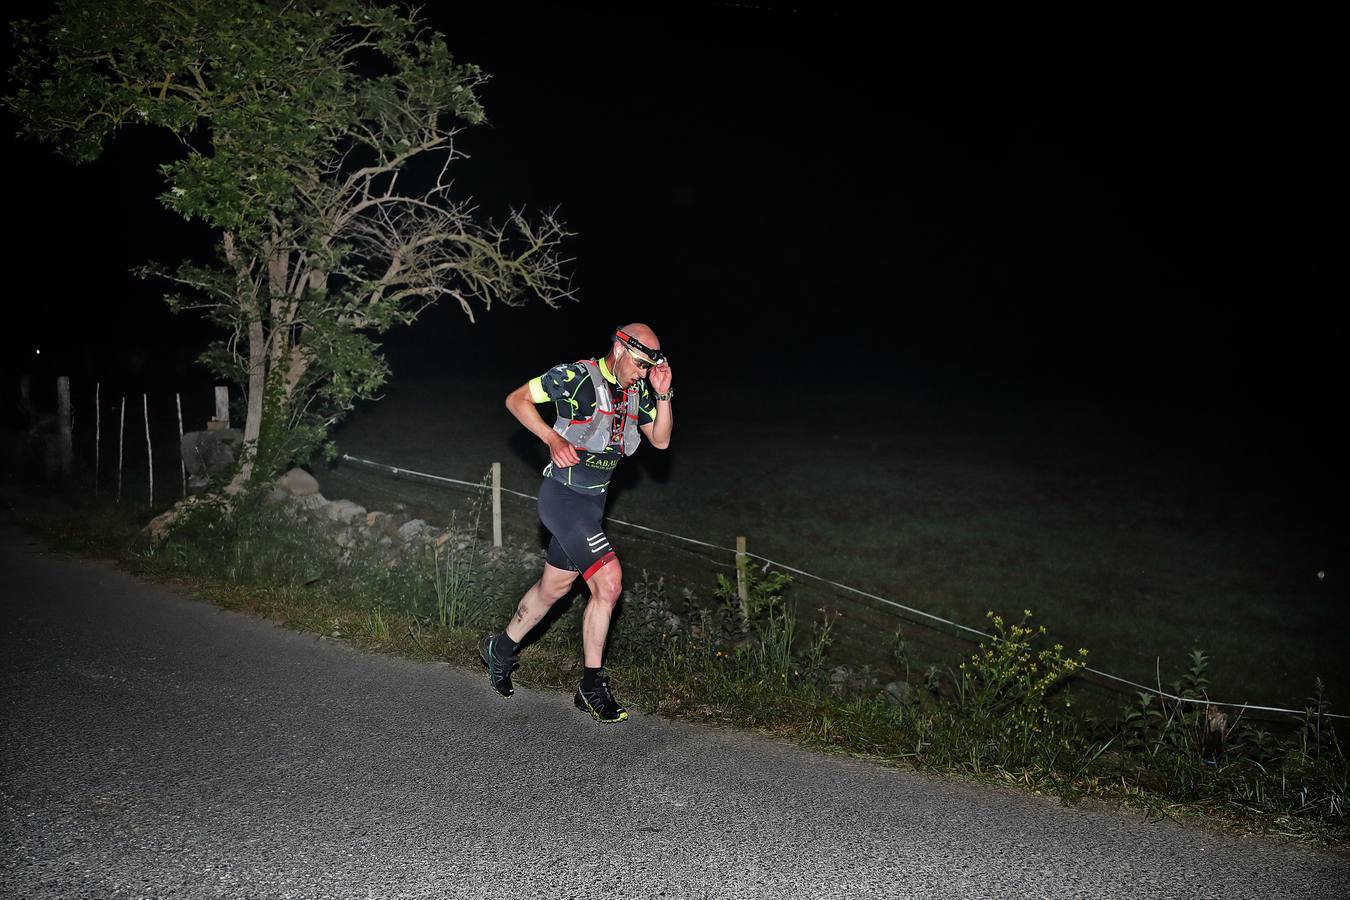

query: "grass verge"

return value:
[8, 479, 1348, 853]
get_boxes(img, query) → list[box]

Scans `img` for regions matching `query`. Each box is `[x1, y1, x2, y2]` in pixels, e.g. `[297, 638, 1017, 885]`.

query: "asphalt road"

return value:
[2, 530, 1347, 899]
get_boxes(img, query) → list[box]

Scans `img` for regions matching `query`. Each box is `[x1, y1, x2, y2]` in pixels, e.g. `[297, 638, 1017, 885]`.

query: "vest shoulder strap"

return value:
[573, 359, 614, 413]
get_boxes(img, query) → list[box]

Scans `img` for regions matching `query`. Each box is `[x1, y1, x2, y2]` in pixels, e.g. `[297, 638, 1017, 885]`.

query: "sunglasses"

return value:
[615, 329, 666, 371]
[624, 346, 658, 371]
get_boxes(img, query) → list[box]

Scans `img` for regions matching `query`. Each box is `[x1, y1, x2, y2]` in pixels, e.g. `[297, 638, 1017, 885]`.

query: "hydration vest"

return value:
[551, 359, 642, 457]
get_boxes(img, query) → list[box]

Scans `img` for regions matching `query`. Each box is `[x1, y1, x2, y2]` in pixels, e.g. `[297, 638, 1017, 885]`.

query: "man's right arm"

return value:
[505, 382, 580, 469]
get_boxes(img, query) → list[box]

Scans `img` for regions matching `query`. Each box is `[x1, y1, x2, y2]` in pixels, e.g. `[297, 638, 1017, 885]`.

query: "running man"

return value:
[481, 323, 674, 723]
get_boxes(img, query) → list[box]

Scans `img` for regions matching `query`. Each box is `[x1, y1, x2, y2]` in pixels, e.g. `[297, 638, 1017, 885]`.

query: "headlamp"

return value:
[614, 329, 666, 367]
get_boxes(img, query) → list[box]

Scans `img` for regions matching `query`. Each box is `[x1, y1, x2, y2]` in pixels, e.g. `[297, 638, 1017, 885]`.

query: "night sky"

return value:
[5, 4, 1345, 480]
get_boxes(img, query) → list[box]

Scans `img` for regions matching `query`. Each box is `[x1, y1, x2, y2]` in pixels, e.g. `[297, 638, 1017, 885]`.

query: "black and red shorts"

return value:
[538, 477, 616, 580]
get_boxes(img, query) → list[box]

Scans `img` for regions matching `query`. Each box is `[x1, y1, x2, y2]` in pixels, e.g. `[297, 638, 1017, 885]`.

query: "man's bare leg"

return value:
[505, 562, 578, 643]
[482, 562, 577, 698]
[574, 559, 628, 722]
[581, 559, 624, 668]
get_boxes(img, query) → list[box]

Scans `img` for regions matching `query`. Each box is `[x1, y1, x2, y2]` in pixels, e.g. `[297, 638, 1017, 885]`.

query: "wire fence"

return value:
[5, 375, 222, 506]
[338, 453, 1347, 721]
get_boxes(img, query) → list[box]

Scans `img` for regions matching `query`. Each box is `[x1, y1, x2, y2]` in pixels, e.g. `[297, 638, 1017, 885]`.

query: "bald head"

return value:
[617, 322, 659, 350]
[609, 322, 668, 388]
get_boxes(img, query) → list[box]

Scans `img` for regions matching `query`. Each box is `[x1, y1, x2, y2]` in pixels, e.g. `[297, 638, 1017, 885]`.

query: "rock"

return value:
[181, 429, 242, 488]
[142, 495, 214, 544]
[264, 487, 289, 504]
[884, 680, 915, 707]
[830, 665, 869, 698]
[145, 508, 178, 543]
[373, 513, 409, 536]
[397, 518, 427, 541]
[277, 467, 320, 497]
[293, 492, 329, 512]
[326, 499, 367, 524]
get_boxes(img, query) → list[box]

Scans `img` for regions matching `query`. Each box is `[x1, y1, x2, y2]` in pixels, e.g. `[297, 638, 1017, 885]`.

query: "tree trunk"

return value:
[227, 316, 267, 494]
[222, 231, 268, 495]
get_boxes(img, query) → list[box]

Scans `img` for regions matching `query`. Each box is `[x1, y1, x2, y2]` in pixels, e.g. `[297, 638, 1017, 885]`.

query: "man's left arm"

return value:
[640, 361, 673, 449]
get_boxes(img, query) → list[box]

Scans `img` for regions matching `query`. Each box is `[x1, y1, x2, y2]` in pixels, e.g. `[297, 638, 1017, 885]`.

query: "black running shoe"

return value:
[479, 634, 515, 698]
[574, 672, 628, 723]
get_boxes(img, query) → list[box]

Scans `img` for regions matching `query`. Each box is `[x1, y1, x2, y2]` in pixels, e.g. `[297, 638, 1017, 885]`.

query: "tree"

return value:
[6, 0, 573, 491]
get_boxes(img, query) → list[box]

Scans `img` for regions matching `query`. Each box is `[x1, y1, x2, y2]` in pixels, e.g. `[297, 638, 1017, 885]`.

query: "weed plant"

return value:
[431, 511, 493, 629]
[948, 611, 1088, 765]
[1101, 654, 1348, 828]
[604, 570, 687, 659]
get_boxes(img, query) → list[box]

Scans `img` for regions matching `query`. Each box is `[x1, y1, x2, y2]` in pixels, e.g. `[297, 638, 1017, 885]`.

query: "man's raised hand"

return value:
[649, 360, 673, 395]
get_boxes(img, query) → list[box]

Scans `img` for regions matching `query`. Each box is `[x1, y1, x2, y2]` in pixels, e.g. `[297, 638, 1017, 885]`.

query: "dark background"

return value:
[5, 3, 1345, 487]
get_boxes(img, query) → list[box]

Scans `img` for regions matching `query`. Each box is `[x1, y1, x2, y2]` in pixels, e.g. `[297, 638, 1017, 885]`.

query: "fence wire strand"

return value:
[339, 453, 1347, 720]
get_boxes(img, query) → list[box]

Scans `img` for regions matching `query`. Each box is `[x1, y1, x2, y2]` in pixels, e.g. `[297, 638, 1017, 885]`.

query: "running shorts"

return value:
[538, 477, 617, 580]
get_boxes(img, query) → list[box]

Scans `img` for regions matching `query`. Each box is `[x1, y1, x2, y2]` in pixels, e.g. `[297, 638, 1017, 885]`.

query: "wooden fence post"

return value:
[56, 376, 73, 476]
[212, 385, 229, 429]
[176, 393, 186, 497]
[117, 397, 125, 503]
[19, 374, 33, 428]
[94, 382, 101, 496]
[491, 462, 503, 548]
[736, 535, 750, 622]
[143, 394, 153, 506]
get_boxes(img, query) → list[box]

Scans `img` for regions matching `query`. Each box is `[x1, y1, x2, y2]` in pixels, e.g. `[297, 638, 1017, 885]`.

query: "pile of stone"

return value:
[267, 467, 541, 571]
[829, 664, 917, 709]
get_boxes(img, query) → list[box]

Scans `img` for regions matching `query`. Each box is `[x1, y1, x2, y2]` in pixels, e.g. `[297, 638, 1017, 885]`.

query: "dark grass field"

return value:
[316, 373, 1348, 714]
